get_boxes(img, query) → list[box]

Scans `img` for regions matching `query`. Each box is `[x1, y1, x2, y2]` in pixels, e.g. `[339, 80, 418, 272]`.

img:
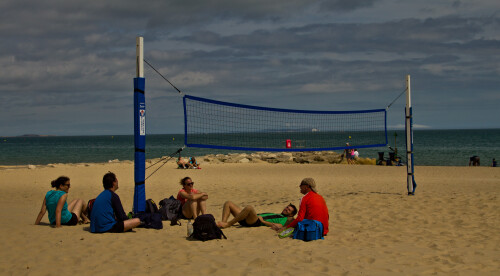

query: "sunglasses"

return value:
[63, 183, 71, 188]
[184, 182, 194, 186]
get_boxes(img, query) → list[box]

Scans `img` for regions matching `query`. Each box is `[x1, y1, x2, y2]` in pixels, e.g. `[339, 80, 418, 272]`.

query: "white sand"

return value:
[0, 163, 499, 275]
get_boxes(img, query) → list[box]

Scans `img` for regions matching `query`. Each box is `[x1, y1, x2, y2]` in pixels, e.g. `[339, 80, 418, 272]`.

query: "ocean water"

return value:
[1, 129, 499, 166]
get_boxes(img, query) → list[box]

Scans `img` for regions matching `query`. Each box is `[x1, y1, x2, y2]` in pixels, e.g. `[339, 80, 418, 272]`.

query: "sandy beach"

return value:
[0, 161, 499, 275]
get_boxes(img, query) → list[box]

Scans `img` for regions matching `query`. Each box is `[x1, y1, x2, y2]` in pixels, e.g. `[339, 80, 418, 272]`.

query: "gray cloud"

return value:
[176, 17, 498, 53]
[0, 0, 499, 136]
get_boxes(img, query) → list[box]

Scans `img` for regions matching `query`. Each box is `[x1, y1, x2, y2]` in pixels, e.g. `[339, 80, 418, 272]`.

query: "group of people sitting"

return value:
[35, 172, 142, 232]
[35, 174, 329, 237]
[342, 143, 359, 165]
[177, 155, 200, 169]
[216, 177, 329, 236]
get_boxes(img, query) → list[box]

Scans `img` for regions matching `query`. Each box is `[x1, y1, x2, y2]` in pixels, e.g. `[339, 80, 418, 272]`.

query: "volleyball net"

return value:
[183, 95, 387, 151]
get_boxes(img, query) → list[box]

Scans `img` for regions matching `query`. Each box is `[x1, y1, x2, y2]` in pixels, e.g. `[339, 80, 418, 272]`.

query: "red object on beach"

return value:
[286, 139, 292, 149]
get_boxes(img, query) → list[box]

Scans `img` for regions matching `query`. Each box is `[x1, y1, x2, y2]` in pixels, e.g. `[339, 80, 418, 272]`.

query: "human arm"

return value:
[255, 216, 286, 231]
[54, 193, 68, 228]
[178, 190, 208, 201]
[111, 193, 129, 222]
[34, 197, 47, 225]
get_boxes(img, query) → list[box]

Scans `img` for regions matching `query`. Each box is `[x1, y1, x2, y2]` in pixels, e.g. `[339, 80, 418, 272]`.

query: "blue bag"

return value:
[293, 219, 324, 241]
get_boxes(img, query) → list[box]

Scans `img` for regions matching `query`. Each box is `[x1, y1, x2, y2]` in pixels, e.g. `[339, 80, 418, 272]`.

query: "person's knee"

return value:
[124, 218, 141, 231]
[199, 195, 208, 201]
[243, 205, 256, 213]
[131, 218, 141, 226]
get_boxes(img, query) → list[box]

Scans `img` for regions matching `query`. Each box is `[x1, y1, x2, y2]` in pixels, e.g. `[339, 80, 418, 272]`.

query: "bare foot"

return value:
[217, 221, 228, 228]
[81, 214, 90, 224]
[79, 218, 90, 225]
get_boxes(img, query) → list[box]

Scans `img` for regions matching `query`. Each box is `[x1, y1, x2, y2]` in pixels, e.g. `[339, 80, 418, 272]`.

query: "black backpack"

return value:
[158, 196, 182, 223]
[134, 212, 163, 230]
[190, 214, 227, 241]
[145, 198, 159, 214]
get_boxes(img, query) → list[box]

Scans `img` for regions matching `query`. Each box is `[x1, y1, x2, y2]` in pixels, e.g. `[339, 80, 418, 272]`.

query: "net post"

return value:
[133, 37, 146, 213]
[405, 75, 416, 195]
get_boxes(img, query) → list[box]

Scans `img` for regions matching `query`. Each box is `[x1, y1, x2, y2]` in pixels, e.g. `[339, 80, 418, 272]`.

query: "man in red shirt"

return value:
[277, 178, 329, 236]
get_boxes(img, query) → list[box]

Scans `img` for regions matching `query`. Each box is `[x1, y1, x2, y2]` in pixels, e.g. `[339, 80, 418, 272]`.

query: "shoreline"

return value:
[3, 156, 497, 169]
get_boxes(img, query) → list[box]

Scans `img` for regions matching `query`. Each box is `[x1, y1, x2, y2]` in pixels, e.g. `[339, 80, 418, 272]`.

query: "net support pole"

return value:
[133, 37, 146, 212]
[405, 75, 417, 195]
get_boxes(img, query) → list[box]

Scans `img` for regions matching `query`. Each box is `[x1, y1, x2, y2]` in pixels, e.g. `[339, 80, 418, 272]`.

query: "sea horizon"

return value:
[3, 127, 500, 138]
[1, 128, 499, 166]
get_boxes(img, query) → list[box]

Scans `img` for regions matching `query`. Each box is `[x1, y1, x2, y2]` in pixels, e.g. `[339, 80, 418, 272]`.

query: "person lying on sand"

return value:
[177, 156, 189, 169]
[35, 176, 90, 227]
[217, 201, 297, 231]
[275, 178, 329, 236]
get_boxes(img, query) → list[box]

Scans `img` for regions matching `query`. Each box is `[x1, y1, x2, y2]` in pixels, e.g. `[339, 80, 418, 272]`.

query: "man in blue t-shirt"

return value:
[90, 172, 141, 233]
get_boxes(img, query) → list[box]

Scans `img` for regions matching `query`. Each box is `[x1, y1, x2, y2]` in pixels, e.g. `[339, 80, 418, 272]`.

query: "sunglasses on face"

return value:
[184, 182, 194, 186]
[63, 184, 71, 188]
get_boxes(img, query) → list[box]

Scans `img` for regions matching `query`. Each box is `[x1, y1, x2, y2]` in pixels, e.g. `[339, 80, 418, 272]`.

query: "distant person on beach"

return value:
[469, 156, 480, 166]
[492, 158, 497, 167]
[276, 178, 329, 236]
[188, 157, 199, 169]
[353, 149, 359, 160]
[177, 177, 208, 219]
[343, 143, 354, 164]
[177, 155, 199, 169]
[177, 155, 188, 169]
[216, 201, 297, 230]
[90, 172, 141, 233]
[35, 176, 89, 227]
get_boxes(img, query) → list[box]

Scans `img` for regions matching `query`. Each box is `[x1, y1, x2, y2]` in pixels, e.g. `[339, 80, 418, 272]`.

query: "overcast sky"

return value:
[1, 0, 499, 136]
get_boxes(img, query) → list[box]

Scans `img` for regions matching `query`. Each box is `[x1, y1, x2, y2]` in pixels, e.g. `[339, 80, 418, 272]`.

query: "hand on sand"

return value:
[217, 221, 228, 228]
[270, 224, 281, 231]
[274, 225, 284, 232]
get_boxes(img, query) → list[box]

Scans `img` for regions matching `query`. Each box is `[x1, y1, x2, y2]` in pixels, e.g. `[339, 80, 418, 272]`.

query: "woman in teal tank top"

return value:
[35, 176, 89, 227]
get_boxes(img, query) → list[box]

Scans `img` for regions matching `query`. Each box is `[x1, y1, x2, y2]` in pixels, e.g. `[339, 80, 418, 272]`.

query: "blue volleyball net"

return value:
[183, 95, 387, 152]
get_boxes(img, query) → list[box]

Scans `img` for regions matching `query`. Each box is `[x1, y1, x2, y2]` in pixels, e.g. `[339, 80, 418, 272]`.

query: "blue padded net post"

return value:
[133, 77, 146, 213]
